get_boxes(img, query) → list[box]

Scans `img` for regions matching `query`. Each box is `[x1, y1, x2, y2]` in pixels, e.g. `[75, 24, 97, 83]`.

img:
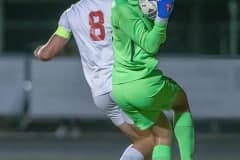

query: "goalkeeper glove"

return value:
[155, 0, 174, 22]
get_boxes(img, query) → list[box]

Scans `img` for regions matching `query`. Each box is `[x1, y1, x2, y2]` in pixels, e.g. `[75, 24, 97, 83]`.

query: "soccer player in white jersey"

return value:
[33, 0, 156, 159]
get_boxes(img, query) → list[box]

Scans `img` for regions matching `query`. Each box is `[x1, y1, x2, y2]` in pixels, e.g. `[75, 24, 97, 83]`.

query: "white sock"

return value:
[120, 144, 144, 160]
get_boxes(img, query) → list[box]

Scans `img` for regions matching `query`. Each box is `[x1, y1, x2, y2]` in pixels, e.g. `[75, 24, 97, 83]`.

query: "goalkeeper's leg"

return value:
[172, 89, 195, 160]
[93, 92, 154, 160]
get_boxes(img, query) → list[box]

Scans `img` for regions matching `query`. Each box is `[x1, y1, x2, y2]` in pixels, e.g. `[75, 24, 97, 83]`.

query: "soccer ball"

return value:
[139, 0, 157, 20]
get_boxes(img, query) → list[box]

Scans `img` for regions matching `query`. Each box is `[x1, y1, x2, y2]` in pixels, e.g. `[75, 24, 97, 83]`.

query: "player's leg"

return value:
[152, 114, 172, 160]
[150, 112, 172, 160]
[120, 129, 153, 160]
[116, 118, 154, 160]
[151, 76, 195, 160]
[112, 75, 175, 160]
[93, 93, 154, 160]
[171, 88, 195, 160]
[135, 73, 181, 160]
[117, 110, 172, 160]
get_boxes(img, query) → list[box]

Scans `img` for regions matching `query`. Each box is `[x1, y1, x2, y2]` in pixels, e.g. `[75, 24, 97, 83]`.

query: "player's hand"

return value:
[33, 45, 42, 58]
[33, 45, 51, 61]
[155, 0, 174, 22]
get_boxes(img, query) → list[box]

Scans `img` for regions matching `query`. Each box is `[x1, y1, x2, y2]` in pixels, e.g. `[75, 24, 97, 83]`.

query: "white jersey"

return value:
[58, 0, 113, 96]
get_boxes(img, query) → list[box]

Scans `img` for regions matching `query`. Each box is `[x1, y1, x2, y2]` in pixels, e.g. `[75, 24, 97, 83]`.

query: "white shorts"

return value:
[93, 92, 133, 126]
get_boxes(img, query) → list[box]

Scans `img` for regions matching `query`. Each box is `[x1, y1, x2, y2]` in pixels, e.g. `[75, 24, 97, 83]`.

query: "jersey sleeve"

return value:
[113, 7, 167, 55]
[55, 9, 72, 40]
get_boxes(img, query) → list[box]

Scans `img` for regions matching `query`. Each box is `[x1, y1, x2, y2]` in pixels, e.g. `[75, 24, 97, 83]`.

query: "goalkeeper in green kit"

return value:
[111, 0, 195, 159]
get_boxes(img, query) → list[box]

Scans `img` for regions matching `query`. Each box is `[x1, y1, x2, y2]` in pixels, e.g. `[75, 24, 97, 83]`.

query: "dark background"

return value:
[2, 0, 239, 56]
[0, 1, 239, 159]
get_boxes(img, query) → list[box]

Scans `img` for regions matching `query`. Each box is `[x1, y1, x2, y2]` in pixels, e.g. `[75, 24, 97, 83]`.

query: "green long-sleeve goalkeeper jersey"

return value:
[111, 0, 167, 84]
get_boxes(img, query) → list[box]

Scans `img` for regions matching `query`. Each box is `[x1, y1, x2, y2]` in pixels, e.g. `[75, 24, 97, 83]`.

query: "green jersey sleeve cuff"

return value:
[55, 26, 71, 39]
[154, 21, 168, 28]
[152, 21, 168, 33]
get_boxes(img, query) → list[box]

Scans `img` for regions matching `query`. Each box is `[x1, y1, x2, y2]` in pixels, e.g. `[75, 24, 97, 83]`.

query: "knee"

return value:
[152, 113, 172, 145]
[172, 89, 190, 112]
[132, 126, 153, 141]
[132, 133, 155, 159]
[152, 126, 172, 145]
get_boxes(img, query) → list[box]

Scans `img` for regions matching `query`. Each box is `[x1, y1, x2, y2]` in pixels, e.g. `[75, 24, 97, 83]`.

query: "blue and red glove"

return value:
[155, 0, 174, 22]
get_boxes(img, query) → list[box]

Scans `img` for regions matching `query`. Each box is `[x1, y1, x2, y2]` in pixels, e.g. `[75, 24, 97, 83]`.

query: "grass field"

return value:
[0, 132, 239, 160]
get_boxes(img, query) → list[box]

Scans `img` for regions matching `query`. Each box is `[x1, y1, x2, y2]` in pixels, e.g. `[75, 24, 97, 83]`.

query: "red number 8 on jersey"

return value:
[89, 11, 105, 41]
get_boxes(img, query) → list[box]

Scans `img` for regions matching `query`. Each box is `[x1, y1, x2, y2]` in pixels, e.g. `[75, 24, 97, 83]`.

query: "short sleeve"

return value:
[58, 9, 72, 32]
[55, 9, 72, 39]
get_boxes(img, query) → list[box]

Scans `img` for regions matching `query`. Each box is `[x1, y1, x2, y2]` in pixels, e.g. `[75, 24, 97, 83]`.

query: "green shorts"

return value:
[112, 70, 180, 130]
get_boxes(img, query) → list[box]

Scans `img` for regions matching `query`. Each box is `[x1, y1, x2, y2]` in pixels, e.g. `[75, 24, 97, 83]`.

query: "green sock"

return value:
[152, 145, 171, 160]
[174, 112, 195, 160]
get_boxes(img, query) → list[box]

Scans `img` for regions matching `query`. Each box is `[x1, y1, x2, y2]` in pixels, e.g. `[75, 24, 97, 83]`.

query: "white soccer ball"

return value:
[139, 0, 157, 20]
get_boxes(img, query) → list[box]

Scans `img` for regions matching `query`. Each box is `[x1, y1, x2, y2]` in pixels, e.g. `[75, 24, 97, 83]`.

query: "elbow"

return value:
[146, 37, 167, 55]
[145, 46, 161, 54]
[39, 53, 52, 61]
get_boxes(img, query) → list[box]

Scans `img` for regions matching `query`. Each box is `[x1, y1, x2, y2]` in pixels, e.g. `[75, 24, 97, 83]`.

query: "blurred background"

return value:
[0, 0, 239, 160]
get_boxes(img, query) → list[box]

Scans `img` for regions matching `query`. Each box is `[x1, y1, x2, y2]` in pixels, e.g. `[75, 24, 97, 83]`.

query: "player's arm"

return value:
[112, 0, 173, 55]
[34, 35, 68, 61]
[34, 26, 71, 61]
[111, 8, 166, 55]
[34, 8, 72, 61]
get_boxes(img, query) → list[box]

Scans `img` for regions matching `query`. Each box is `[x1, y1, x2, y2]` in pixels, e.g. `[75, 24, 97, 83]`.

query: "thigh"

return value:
[153, 76, 181, 110]
[93, 92, 133, 126]
[172, 88, 191, 112]
[112, 73, 180, 130]
[112, 82, 155, 130]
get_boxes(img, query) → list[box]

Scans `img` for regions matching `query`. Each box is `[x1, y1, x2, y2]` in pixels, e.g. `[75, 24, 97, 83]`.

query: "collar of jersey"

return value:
[115, 0, 127, 5]
[115, 0, 138, 5]
[128, 0, 138, 5]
